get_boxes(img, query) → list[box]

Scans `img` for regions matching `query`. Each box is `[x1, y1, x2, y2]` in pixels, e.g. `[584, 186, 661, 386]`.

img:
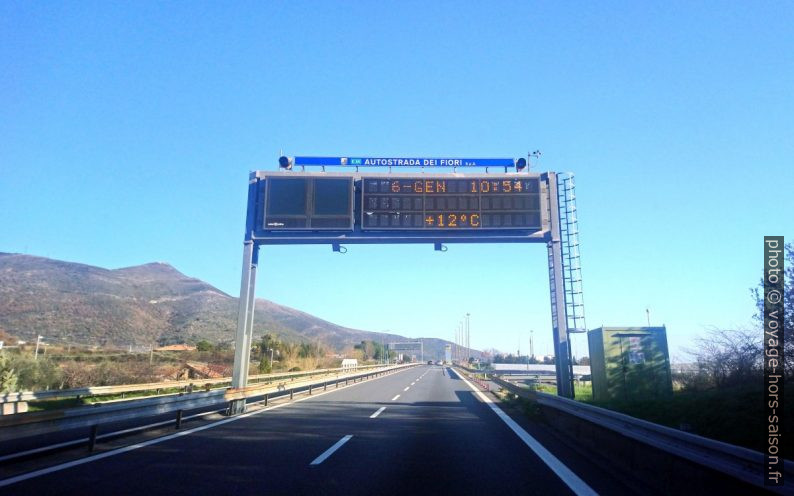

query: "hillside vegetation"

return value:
[0, 253, 449, 357]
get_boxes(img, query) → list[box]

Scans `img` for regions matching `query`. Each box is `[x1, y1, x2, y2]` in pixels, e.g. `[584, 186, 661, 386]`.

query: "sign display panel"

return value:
[294, 156, 518, 168]
[264, 177, 353, 230]
[361, 177, 541, 230]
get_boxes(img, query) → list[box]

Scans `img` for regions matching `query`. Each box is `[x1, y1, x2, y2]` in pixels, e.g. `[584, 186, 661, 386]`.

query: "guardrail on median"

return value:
[489, 374, 794, 495]
[0, 363, 397, 404]
[0, 363, 419, 447]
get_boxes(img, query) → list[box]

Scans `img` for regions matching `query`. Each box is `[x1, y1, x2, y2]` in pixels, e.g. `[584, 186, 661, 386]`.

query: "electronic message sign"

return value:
[264, 177, 353, 230]
[361, 177, 541, 230]
[250, 171, 548, 243]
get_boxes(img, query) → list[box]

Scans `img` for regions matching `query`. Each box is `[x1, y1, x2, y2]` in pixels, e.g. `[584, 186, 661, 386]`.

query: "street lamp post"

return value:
[466, 313, 470, 363]
[529, 330, 534, 371]
[34, 335, 43, 360]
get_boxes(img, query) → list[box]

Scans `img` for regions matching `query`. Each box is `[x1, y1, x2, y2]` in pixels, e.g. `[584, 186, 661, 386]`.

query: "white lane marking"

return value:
[391, 394, 400, 401]
[403, 386, 410, 391]
[410, 382, 415, 386]
[455, 371, 598, 496]
[369, 407, 386, 419]
[0, 367, 418, 488]
[310, 435, 353, 466]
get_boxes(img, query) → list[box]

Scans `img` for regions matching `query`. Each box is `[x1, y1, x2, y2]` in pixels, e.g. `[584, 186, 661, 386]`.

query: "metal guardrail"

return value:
[0, 363, 419, 444]
[0, 363, 393, 404]
[489, 374, 794, 494]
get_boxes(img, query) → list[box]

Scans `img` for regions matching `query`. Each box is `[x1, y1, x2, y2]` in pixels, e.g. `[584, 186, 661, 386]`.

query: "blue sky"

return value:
[1, 2, 792, 360]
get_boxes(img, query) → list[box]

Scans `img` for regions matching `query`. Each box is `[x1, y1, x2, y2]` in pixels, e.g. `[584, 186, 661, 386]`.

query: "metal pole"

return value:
[34, 335, 42, 360]
[546, 172, 574, 398]
[88, 425, 98, 452]
[459, 321, 463, 363]
[230, 241, 258, 414]
[530, 330, 534, 363]
[466, 313, 470, 363]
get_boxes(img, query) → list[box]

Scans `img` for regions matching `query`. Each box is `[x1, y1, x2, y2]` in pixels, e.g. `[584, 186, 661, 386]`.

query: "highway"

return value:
[3, 365, 643, 495]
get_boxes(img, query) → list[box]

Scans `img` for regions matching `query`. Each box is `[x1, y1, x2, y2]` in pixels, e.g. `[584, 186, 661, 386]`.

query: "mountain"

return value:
[0, 253, 462, 359]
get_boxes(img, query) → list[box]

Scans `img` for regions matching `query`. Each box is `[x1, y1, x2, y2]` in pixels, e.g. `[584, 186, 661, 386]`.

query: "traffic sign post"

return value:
[228, 158, 579, 413]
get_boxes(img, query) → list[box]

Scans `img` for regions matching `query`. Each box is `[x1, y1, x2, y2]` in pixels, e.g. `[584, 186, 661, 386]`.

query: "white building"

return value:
[341, 358, 358, 371]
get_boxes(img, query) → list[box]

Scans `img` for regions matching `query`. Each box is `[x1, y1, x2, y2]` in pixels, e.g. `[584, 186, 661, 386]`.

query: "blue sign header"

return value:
[292, 156, 518, 168]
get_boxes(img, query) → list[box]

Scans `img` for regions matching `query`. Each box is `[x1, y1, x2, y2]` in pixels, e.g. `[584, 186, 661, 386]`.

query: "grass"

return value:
[25, 385, 215, 412]
[523, 382, 592, 400]
[26, 397, 87, 412]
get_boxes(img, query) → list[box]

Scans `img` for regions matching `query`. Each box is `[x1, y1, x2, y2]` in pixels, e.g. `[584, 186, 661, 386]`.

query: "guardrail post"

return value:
[345, 378, 348, 385]
[323, 381, 327, 391]
[336, 380, 339, 388]
[264, 393, 268, 406]
[309, 384, 312, 395]
[289, 389, 294, 400]
[176, 409, 183, 429]
[88, 425, 98, 452]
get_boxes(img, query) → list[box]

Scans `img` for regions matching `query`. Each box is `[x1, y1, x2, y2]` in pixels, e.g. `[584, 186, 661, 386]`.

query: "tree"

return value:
[0, 354, 18, 393]
[195, 340, 214, 352]
[355, 340, 384, 361]
[258, 355, 272, 374]
[681, 244, 791, 390]
[685, 328, 762, 389]
[752, 242, 793, 379]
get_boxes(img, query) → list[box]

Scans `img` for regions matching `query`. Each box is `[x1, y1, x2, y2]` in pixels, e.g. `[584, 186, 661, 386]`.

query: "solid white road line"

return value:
[455, 370, 597, 496]
[310, 435, 353, 466]
[369, 407, 386, 419]
[0, 367, 416, 488]
[391, 394, 400, 401]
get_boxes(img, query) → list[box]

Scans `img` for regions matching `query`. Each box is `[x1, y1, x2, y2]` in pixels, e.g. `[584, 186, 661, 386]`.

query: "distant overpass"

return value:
[490, 363, 591, 378]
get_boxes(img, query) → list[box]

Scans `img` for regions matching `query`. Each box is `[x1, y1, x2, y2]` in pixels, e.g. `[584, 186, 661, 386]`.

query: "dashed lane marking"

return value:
[310, 435, 353, 466]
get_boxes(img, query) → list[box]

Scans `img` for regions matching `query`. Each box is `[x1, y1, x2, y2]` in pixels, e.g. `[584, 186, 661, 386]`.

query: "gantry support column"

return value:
[229, 240, 259, 414]
[546, 172, 574, 398]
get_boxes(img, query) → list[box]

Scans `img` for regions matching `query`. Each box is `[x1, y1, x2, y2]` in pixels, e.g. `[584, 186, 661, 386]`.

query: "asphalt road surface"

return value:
[2, 365, 639, 495]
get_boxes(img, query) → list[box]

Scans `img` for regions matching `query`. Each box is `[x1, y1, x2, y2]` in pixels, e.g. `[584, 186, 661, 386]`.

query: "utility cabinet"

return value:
[588, 326, 673, 402]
